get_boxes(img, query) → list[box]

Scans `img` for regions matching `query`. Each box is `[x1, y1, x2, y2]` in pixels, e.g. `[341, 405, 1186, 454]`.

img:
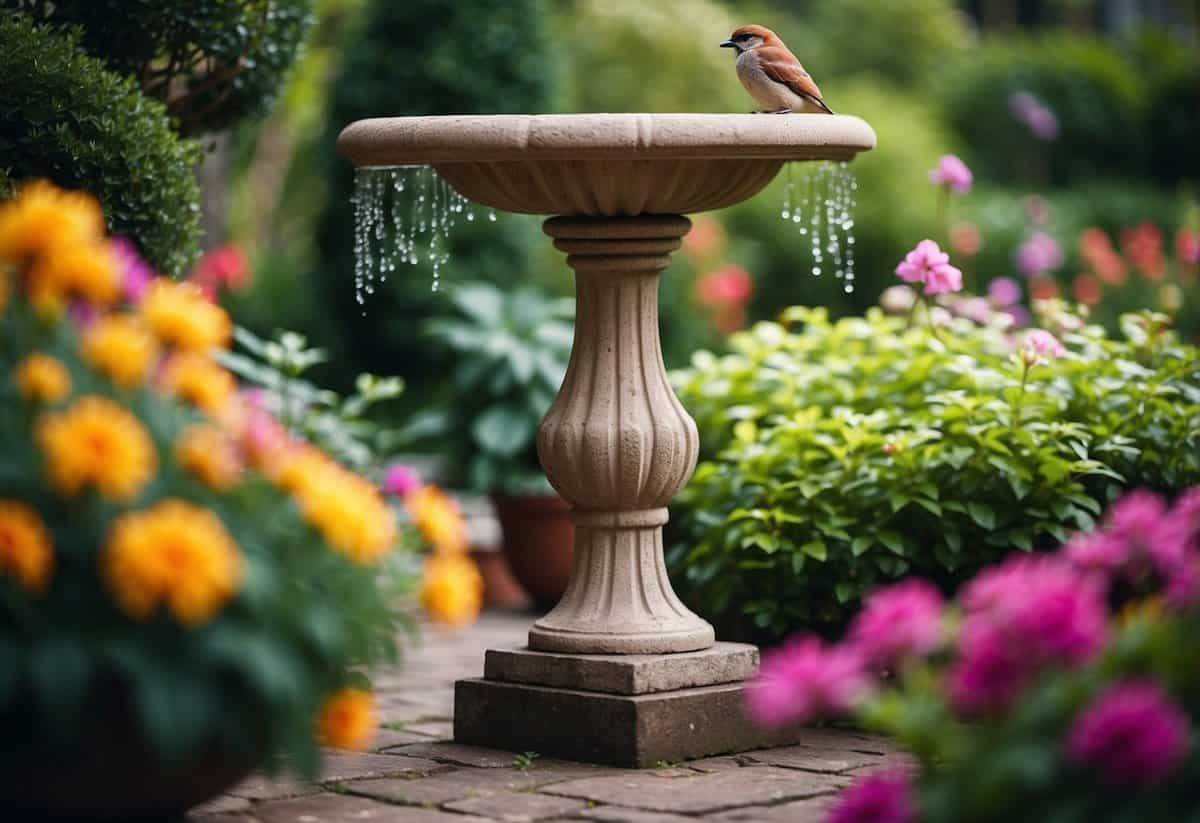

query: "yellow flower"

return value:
[421, 553, 484, 627]
[81, 314, 161, 388]
[0, 180, 105, 267]
[28, 241, 121, 307]
[160, 353, 236, 416]
[317, 688, 376, 751]
[36, 395, 156, 501]
[0, 500, 54, 593]
[103, 499, 243, 626]
[15, 352, 71, 404]
[175, 424, 242, 491]
[406, 485, 469, 554]
[140, 278, 232, 352]
[303, 467, 397, 564]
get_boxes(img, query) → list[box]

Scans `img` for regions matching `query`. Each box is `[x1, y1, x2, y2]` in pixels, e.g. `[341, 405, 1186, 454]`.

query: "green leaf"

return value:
[967, 502, 996, 529]
[471, 404, 535, 457]
[800, 539, 828, 561]
[877, 530, 906, 556]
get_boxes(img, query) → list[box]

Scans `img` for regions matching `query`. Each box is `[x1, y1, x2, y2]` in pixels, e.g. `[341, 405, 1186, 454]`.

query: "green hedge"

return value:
[0, 14, 202, 275]
[669, 307, 1200, 639]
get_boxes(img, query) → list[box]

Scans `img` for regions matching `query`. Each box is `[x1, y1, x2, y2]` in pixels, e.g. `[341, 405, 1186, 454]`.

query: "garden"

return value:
[1, 1, 1198, 821]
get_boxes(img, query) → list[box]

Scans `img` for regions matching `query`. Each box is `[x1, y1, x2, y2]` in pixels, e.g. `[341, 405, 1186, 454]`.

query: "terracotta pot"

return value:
[491, 493, 575, 610]
[1, 683, 262, 820]
[470, 548, 532, 610]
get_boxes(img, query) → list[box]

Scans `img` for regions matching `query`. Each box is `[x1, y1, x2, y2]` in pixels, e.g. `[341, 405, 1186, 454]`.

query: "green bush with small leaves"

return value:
[669, 306, 1200, 639]
[0, 15, 203, 274]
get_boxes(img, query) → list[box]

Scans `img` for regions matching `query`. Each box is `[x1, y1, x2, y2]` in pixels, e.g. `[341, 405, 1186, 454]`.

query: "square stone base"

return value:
[454, 643, 800, 768]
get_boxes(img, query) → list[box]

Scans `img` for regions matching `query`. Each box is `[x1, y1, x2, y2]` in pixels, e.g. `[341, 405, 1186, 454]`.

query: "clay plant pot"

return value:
[491, 493, 575, 610]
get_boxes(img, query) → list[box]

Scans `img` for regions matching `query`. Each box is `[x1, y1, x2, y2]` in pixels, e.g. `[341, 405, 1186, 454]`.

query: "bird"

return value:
[719, 25, 834, 115]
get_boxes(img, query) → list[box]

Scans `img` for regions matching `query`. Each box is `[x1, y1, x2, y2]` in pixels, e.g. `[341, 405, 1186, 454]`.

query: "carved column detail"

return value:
[529, 215, 715, 654]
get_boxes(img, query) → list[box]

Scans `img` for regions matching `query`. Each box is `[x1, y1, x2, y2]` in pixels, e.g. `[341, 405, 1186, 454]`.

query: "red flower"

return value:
[192, 244, 250, 293]
[1120, 222, 1166, 281]
[695, 264, 753, 307]
[1072, 273, 1102, 306]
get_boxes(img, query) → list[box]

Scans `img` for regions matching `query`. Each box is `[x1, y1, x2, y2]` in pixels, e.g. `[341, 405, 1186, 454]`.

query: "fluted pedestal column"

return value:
[529, 215, 714, 655]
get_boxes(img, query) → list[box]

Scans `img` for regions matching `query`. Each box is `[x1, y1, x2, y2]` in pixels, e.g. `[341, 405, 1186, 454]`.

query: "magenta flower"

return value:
[948, 621, 1029, 713]
[895, 240, 964, 296]
[1022, 329, 1065, 360]
[848, 580, 944, 669]
[1065, 530, 1131, 577]
[111, 236, 154, 303]
[928, 154, 973, 194]
[1015, 232, 1064, 278]
[1067, 680, 1189, 787]
[382, 463, 422, 498]
[824, 769, 916, 823]
[746, 636, 870, 728]
[1009, 92, 1060, 141]
[987, 277, 1022, 307]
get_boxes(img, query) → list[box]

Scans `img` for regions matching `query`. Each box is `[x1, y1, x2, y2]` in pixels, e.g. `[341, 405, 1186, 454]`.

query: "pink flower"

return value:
[1015, 232, 1063, 278]
[1176, 228, 1200, 265]
[987, 277, 1021, 307]
[958, 296, 992, 325]
[695, 264, 753, 307]
[1065, 531, 1131, 576]
[928, 154, 973, 194]
[848, 580, 944, 669]
[879, 285, 916, 314]
[382, 463, 422, 498]
[948, 621, 1029, 713]
[1022, 329, 1065, 360]
[824, 769, 916, 823]
[746, 636, 870, 728]
[111, 236, 154, 303]
[894, 240, 963, 296]
[1066, 680, 1189, 787]
[1009, 92, 1060, 140]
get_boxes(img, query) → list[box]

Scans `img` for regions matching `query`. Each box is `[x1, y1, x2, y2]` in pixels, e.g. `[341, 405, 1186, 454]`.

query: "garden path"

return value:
[191, 612, 909, 823]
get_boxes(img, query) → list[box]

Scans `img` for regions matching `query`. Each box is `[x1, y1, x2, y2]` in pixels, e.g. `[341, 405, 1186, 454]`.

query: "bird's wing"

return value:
[756, 47, 835, 114]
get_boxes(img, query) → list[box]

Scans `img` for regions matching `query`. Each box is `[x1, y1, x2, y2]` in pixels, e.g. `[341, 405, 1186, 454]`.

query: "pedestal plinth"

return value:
[454, 645, 801, 767]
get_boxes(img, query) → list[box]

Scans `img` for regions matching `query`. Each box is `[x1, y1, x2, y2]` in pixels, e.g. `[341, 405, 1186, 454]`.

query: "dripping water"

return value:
[780, 161, 858, 293]
[351, 165, 479, 309]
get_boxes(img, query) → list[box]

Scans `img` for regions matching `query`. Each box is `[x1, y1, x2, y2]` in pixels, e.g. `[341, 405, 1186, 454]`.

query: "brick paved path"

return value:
[192, 613, 909, 823]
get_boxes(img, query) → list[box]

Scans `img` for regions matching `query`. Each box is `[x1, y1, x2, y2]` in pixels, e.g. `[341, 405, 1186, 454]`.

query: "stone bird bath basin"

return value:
[338, 112, 875, 765]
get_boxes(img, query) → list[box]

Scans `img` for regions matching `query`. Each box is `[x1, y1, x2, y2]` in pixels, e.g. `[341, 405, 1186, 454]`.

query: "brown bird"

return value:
[719, 25, 834, 115]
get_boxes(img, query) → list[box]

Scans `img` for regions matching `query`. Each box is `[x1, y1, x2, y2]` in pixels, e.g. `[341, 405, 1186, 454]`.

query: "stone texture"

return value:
[226, 776, 320, 802]
[579, 809, 700, 823]
[484, 643, 758, 695]
[188, 794, 252, 816]
[541, 766, 844, 814]
[445, 791, 590, 821]
[320, 752, 448, 782]
[253, 792, 491, 823]
[343, 764, 604, 806]
[710, 795, 838, 823]
[744, 744, 888, 774]
[456, 679, 802, 768]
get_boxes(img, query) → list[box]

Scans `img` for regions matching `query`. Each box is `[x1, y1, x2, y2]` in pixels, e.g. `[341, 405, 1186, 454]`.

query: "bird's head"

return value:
[719, 25, 780, 54]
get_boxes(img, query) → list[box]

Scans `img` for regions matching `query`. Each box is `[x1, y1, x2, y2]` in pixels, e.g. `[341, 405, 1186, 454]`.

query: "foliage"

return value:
[419, 282, 574, 494]
[0, 182, 415, 778]
[6, 0, 315, 136]
[0, 15, 203, 275]
[669, 305, 1200, 638]
[303, 0, 559, 400]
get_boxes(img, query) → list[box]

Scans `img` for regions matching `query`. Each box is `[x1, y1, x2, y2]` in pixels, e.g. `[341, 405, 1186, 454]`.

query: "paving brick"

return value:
[445, 791, 590, 821]
[710, 794, 838, 823]
[253, 792, 492, 822]
[740, 744, 886, 774]
[540, 767, 844, 814]
[320, 752, 449, 782]
[226, 775, 321, 802]
[578, 807, 702, 823]
[344, 763, 605, 806]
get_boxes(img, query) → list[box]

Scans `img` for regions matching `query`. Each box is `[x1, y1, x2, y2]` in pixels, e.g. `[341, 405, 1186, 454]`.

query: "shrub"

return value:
[0, 15, 203, 275]
[6, 0, 314, 136]
[669, 306, 1200, 638]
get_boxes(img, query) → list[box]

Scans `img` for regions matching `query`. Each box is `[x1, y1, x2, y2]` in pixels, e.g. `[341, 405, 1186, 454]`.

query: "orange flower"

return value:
[317, 688, 376, 751]
[103, 499, 243, 625]
[81, 314, 160, 388]
[175, 424, 242, 491]
[160, 353, 236, 416]
[15, 352, 71, 404]
[140, 278, 232, 352]
[0, 500, 54, 593]
[0, 180, 105, 267]
[28, 241, 121, 307]
[421, 553, 483, 627]
[36, 396, 156, 501]
[406, 485, 469, 555]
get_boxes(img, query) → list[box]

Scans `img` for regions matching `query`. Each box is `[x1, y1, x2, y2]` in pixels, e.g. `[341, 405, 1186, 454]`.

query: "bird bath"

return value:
[338, 112, 875, 764]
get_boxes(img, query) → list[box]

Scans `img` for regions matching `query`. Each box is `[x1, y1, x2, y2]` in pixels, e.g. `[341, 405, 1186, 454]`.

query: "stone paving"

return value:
[191, 613, 909, 823]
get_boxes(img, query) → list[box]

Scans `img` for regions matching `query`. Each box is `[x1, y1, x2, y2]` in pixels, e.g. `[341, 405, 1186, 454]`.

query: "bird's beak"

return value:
[719, 39, 736, 49]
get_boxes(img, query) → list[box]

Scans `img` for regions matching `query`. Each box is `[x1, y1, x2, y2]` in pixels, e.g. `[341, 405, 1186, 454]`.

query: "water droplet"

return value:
[779, 161, 859, 291]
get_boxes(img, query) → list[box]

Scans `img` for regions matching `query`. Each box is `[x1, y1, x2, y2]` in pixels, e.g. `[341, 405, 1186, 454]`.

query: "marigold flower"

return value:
[103, 499, 243, 625]
[825, 768, 916, 823]
[160, 353, 237, 416]
[81, 314, 160, 388]
[1066, 680, 1188, 787]
[317, 688, 376, 751]
[36, 395, 156, 501]
[0, 500, 54, 593]
[406, 485, 469, 554]
[746, 635, 870, 727]
[421, 552, 484, 627]
[28, 241, 122, 307]
[0, 180, 105, 267]
[140, 278, 232, 352]
[15, 352, 71, 404]
[283, 451, 397, 564]
[175, 424, 242, 491]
